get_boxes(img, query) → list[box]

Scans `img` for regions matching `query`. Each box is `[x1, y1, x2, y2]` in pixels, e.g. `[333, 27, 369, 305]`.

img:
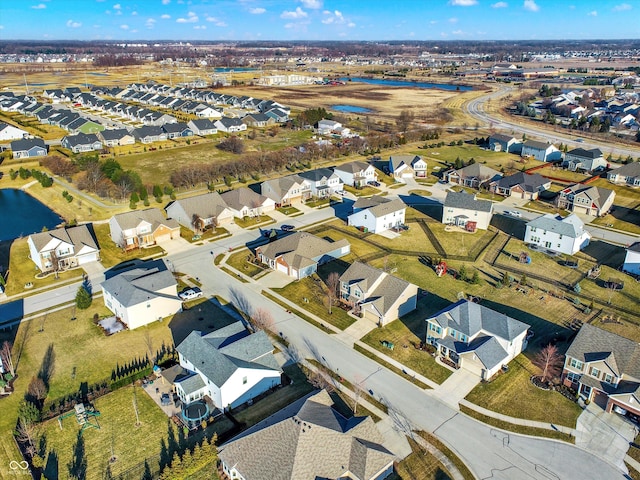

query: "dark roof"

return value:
[566, 324, 640, 379]
[101, 259, 177, 308]
[443, 191, 493, 213]
[133, 125, 165, 138]
[100, 128, 131, 141]
[628, 242, 640, 253]
[490, 133, 517, 143]
[63, 132, 101, 147]
[10, 137, 46, 151]
[567, 148, 603, 159]
[522, 140, 551, 150]
[298, 168, 337, 182]
[494, 172, 549, 192]
[162, 122, 191, 134]
[334, 160, 371, 174]
[217, 117, 244, 127]
[189, 118, 217, 130]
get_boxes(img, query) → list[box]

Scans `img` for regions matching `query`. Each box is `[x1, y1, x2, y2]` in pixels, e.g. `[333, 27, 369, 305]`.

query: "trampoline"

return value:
[181, 401, 210, 428]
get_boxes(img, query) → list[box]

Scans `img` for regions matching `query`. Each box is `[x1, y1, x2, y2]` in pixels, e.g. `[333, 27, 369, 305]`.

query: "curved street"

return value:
[466, 85, 640, 158]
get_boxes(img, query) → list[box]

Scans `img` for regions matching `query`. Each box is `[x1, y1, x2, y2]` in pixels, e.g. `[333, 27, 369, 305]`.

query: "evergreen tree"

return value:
[471, 270, 481, 285]
[459, 265, 468, 282]
[76, 286, 92, 310]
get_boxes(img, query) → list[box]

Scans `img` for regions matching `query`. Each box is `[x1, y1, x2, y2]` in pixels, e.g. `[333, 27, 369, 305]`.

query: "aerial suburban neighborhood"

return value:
[0, 8, 640, 480]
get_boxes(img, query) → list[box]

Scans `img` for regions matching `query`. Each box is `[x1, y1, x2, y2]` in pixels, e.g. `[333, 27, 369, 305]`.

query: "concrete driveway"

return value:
[430, 366, 481, 409]
[575, 403, 636, 471]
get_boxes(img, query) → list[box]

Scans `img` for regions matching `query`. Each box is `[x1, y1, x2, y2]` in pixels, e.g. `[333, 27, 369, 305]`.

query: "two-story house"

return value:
[101, 259, 182, 330]
[109, 208, 180, 251]
[388, 155, 427, 180]
[347, 196, 406, 234]
[333, 160, 377, 187]
[556, 184, 615, 217]
[520, 140, 562, 162]
[442, 191, 493, 231]
[426, 300, 530, 380]
[339, 261, 417, 326]
[564, 148, 607, 173]
[607, 162, 640, 187]
[524, 213, 591, 255]
[297, 168, 343, 198]
[488, 134, 521, 153]
[563, 324, 640, 416]
[27, 225, 100, 273]
[260, 174, 312, 206]
[175, 321, 282, 410]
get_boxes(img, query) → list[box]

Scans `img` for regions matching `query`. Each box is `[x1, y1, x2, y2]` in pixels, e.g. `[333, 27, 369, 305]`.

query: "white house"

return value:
[608, 162, 640, 186]
[339, 261, 418, 326]
[175, 322, 282, 410]
[524, 213, 591, 255]
[0, 122, 28, 141]
[256, 232, 350, 280]
[101, 259, 182, 330]
[426, 300, 530, 380]
[317, 119, 342, 135]
[220, 187, 276, 219]
[260, 174, 312, 206]
[165, 192, 235, 231]
[297, 168, 343, 197]
[442, 191, 493, 231]
[109, 208, 180, 251]
[521, 140, 562, 162]
[623, 242, 640, 276]
[388, 155, 427, 180]
[347, 196, 406, 234]
[215, 117, 247, 133]
[333, 160, 377, 187]
[27, 225, 100, 273]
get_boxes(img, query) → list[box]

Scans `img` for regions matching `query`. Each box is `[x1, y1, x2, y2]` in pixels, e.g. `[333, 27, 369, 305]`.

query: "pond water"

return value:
[340, 77, 473, 91]
[331, 104, 373, 114]
[0, 189, 63, 241]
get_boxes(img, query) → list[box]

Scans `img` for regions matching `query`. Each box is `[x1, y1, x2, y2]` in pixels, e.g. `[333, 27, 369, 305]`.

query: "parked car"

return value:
[504, 210, 522, 218]
[281, 224, 295, 232]
[179, 287, 203, 301]
[368, 181, 381, 187]
[336, 190, 346, 196]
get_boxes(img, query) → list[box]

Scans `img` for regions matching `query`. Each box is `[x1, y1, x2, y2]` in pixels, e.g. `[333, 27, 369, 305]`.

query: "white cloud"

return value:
[120, 24, 129, 30]
[31, 3, 46, 9]
[452, 29, 464, 34]
[613, 3, 631, 11]
[448, 0, 477, 5]
[347, 22, 355, 27]
[322, 10, 345, 24]
[430, 20, 438, 24]
[113, 3, 121, 13]
[66, 19, 82, 28]
[176, 11, 198, 23]
[587, 10, 597, 16]
[194, 25, 206, 29]
[449, 17, 458, 23]
[131, 29, 138, 33]
[162, 0, 170, 4]
[146, 18, 156, 28]
[491, 2, 508, 7]
[523, 0, 539, 12]
[249, 7, 266, 14]
[281, 7, 307, 19]
[206, 16, 227, 26]
[0, 25, 5, 29]
[131, 11, 138, 15]
[300, 0, 322, 8]
[161, 14, 171, 19]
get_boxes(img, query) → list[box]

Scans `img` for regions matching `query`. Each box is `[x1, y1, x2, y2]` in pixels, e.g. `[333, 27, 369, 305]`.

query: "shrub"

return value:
[75, 286, 92, 310]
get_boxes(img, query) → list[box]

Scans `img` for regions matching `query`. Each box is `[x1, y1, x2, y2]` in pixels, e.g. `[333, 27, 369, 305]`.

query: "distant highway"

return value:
[466, 86, 640, 159]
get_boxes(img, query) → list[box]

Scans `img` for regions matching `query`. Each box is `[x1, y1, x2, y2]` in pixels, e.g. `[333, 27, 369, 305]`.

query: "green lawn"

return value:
[225, 250, 266, 278]
[428, 224, 496, 258]
[360, 297, 453, 385]
[4, 238, 85, 297]
[272, 272, 357, 331]
[425, 144, 542, 172]
[276, 206, 301, 216]
[179, 225, 229, 243]
[392, 438, 453, 480]
[408, 189, 433, 197]
[94, 223, 164, 268]
[534, 165, 590, 183]
[465, 353, 583, 428]
[234, 215, 274, 229]
[344, 185, 382, 197]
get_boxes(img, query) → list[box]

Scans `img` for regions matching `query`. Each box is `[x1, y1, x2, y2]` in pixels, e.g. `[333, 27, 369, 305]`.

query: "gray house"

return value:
[565, 148, 606, 173]
[61, 133, 103, 153]
[10, 137, 47, 158]
[488, 134, 521, 153]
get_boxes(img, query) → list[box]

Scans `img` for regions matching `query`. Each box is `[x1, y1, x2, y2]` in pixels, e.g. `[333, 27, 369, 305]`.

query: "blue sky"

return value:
[2, 0, 639, 41]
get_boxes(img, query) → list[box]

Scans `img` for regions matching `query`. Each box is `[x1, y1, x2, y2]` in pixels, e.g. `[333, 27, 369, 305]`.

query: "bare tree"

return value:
[191, 214, 203, 234]
[49, 249, 61, 279]
[352, 373, 365, 415]
[308, 370, 335, 394]
[251, 307, 275, 333]
[27, 376, 48, 404]
[15, 418, 37, 458]
[325, 272, 340, 314]
[0, 341, 15, 377]
[533, 344, 564, 383]
[396, 110, 415, 133]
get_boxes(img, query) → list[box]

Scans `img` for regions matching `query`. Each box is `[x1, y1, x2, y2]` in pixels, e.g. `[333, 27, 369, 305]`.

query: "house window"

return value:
[449, 329, 457, 339]
[589, 367, 600, 379]
[242, 376, 247, 384]
[428, 323, 441, 334]
[460, 334, 468, 343]
[530, 227, 536, 233]
[604, 373, 614, 384]
[569, 358, 583, 370]
[566, 371, 581, 383]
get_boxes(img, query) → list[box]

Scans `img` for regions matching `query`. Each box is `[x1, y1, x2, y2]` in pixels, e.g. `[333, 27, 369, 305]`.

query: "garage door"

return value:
[460, 356, 485, 377]
[277, 263, 288, 274]
[402, 172, 413, 178]
[155, 233, 171, 243]
[77, 253, 98, 265]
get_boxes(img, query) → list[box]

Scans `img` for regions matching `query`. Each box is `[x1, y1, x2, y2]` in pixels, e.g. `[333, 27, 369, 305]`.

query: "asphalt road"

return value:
[467, 86, 640, 158]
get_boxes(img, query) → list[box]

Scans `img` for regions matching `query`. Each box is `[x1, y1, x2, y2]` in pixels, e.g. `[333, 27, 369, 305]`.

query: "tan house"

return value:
[165, 192, 235, 231]
[339, 261, 418, 326]
[489, 172, 551, 200]
[260, 174, 312, 206]
[256, 232, 350, 280]
[109, 208, 180, 250]
[563, 324, 640, 417]
[220, 187, 276, 219]
[28, 225, 100, 273]
[446, 163, 502, 189]
[388, 155, 427, 180]
[556, 184, 615, 217]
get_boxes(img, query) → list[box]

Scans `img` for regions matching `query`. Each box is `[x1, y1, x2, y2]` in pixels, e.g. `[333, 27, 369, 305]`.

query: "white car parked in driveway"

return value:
[179, 287, 203, 301]
[504, 210, 522, 218]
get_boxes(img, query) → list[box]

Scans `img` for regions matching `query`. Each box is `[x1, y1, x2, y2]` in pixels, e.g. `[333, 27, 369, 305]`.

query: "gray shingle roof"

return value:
[258, 232, 349, 267]
[490, 133, 517, 143]
[168, 192, 230, 221]
[334, 160, 370, 174]
[162, 122, 190, 134]
[523, 139, 551, 150]
[63, 132, 101, 147]
[176, 373, 206, 395]
[261, 174, 305, 201]
[526, 213, 586, 238]
[176, 322, 280, 387]
[561, 184, 615, 210]
[471, 336, 509, 370]
[220, 187, 268, 212]
[10, 137, 46, 152]
[218, 390, 394, 480]
[449, 163, 502, 181]
[567, 324, 640, 379]
[29, 224, 98, 254]
[444, 191, 493, 213]
[567, 148, 603, 159]
[112, 208, 179, 232]
[609, 162, 640, 178]
[390, 155, 423, 170]
[298, 168, 337, 182]
[428, 300, 530, 341]
[100, 128, 131, 141]
[101, 259, 177, 308]
[629, 242, 640, 253]
[494, 172, 549, 193]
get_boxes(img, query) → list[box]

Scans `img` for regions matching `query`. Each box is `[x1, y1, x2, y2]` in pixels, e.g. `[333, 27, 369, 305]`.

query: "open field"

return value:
[428, 224, 496, 257]
[534, 164, 591, 183]
[420, 144, 542, 172]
